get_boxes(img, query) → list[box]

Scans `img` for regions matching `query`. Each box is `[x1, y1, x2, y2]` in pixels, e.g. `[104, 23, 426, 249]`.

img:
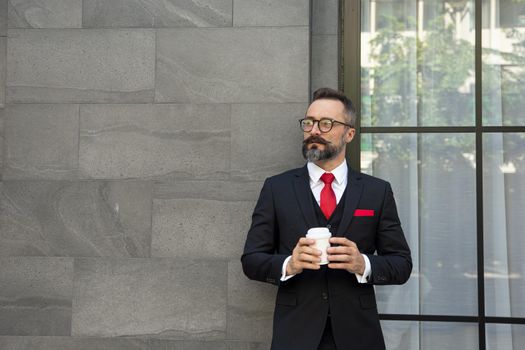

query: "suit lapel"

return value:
[293, 165, 317, 229]
[336, 167, 363, 237]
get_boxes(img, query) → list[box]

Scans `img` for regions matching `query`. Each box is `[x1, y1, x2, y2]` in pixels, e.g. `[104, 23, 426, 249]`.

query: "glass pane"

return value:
[486, 324, 525, 350]
[361, 0, 475, 126]
[363, 133, 477, 315]
[421, 322, 478, 349]
[484, 133, 525, 317]
[381, 321, 478, 350]
[482, 0, 525, 126]
[381, 321, 419, 350]
[420, 133, 477, 315]
[362, 133, 419, 314]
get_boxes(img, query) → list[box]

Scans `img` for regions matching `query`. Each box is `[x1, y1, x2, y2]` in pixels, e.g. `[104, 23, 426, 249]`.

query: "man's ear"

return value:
[344, 128, 356, 143]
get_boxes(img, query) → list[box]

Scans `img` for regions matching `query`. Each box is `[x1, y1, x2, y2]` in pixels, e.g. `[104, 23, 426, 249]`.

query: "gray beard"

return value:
[302, 142, 343, 162]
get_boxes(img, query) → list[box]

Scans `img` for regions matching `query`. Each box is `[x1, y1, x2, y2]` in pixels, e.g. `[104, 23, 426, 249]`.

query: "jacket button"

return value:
[326, 224, 331, 229]
[322, 292, 328, 300]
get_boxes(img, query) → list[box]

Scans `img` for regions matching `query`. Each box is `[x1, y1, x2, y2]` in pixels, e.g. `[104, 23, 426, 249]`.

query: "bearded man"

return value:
[241, 87, 412, 350]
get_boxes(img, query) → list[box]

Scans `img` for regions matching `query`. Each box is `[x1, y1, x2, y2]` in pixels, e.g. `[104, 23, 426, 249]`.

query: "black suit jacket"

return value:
[241, 164, 412, 350]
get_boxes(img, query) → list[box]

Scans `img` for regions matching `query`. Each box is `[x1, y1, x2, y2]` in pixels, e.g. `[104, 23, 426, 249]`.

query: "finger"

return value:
[298, 253, 321, 263]
[301, 262, 321, 270]
[327, 263, 351, 270]
[327, 254, 352, 263]
[329, 237, 356, 247]
[326, 245, 353, 255]
[298, 237, 316, 246]
[299, 246, 322, 256]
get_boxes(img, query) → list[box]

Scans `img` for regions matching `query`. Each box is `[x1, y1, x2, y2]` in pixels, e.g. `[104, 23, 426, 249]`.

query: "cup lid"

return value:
[306, 227, 331, 239]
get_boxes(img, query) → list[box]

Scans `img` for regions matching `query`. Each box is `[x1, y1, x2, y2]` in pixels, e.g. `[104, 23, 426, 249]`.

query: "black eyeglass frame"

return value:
[299, 117, 355, 133]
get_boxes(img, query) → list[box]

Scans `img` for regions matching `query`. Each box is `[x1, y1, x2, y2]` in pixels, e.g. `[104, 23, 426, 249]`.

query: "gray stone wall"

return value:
[0, 1, 340, 349]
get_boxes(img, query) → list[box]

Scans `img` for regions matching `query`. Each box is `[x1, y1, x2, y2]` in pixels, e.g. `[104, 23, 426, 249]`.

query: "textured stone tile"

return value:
[149, 339, 227, 350]
[0, 37, 5, 107]
[79, 104, 230, 179]
[7, 29, 155, 103]
[0, 0, 6, 36]
[227, 342, 270, 350]
[233, 0, 308, 27]
[8, 0, 82, 28]
[83, 0, 232, 28]
[0, 109, 3, 177]
[312, 0, 339, 35]
[152, 195, 255, 259]
[311, 35, 339, 92]
[0, 257, 73, 335]
[0, 336, 149, 350]
[153, 180, 263, 202]
[156, 27, 309, 103]
[231, 103, 306, 181]
[0, 181, 152, 257]
[4, 104, 79, 179]
[72, 258, 227, 338]
[227, 261, 275, 342]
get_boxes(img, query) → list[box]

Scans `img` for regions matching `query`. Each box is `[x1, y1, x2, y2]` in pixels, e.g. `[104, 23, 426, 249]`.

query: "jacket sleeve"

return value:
[367, 182, 412, 285]
[241, 178, 288, 286]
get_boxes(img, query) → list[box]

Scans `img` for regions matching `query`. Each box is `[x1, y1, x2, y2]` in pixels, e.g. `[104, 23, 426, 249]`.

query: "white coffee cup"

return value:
[306, 227, 332, 265]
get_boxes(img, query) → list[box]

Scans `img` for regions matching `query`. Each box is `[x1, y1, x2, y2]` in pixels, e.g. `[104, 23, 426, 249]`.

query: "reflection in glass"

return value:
[362, 133, 419, 314]
[381, 321, 418, 350]
[486, 324, 525, 350]
[482, 0, 525, 126]
[361, 0, 475, 126]
[363, 133, 477, 315]
[421, 322, 478, 349]
[380, 321, 478, 350]
[484, 133, 525, 317]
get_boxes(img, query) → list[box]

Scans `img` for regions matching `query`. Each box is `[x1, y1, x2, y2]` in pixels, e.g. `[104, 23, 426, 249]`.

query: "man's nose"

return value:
[309, 121, 322, 135]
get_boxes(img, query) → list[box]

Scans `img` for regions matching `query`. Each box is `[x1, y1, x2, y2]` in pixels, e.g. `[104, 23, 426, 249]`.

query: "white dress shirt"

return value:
[281, 160, 371, 283]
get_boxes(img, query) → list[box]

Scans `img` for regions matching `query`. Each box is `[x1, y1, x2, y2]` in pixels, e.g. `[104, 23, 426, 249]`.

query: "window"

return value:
[342, 0, 525, 348]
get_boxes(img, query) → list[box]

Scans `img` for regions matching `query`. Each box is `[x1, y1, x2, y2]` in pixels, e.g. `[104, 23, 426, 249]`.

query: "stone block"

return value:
[153, 180, 263, 203]
[152, 196, 255, 259]
[83, 0, 232, 28]
[0, 336, 149, 350]
[0, 257, 73, 335]
[233, 0, 308, 27]
[311, 35, 339, 92]
[79, 104, 230, 179]
[156, 27, 309, 103]
[7, 29, 155, 103]
[312, 0, 339, 35]
[0, 0, 6, 36]
[227, 342, 270, 350]
[227, 261, 275, 342]
[0, 37, 5, 107]
[0, 180, 152, 257]
[150, 339, 227, 350]
[72, 258, 228, 339]
[3, 104, 79, 179]
[231, 103, 306, 180]
[8, 0, 82, 28]
[0, 109, 3, 177]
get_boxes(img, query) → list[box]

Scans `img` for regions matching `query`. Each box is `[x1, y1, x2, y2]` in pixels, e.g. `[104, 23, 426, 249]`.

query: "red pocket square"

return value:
[354, 209, 374, 216]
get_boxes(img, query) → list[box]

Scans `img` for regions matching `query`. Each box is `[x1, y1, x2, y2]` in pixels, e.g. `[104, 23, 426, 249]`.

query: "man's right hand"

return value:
[286, 237, 322, 275]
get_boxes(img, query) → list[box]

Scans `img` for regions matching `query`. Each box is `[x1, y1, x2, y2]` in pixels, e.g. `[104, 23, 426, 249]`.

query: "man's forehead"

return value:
[306, 99, 345, 116]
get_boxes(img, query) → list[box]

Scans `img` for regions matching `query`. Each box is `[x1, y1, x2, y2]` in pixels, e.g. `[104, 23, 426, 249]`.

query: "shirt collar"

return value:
[307, 159, 348, 185]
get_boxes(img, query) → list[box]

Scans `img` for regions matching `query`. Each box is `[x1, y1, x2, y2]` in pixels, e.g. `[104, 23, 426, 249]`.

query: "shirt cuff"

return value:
[355, 254, 371, 283]
[280, 256, 295, 281]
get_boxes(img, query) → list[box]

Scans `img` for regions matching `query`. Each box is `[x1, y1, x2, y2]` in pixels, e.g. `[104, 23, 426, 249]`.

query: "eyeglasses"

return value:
[299, 118, 354, 133]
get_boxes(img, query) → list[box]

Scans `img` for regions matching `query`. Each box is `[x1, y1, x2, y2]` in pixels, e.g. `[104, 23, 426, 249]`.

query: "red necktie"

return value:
[320, 173, 336, 219]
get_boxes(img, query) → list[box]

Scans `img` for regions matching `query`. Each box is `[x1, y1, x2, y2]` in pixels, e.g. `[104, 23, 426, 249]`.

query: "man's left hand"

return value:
[327, 237, 365, 274]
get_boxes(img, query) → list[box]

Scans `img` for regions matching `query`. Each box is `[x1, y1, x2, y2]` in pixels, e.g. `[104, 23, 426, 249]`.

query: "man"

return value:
[241, 88, 412, 350]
